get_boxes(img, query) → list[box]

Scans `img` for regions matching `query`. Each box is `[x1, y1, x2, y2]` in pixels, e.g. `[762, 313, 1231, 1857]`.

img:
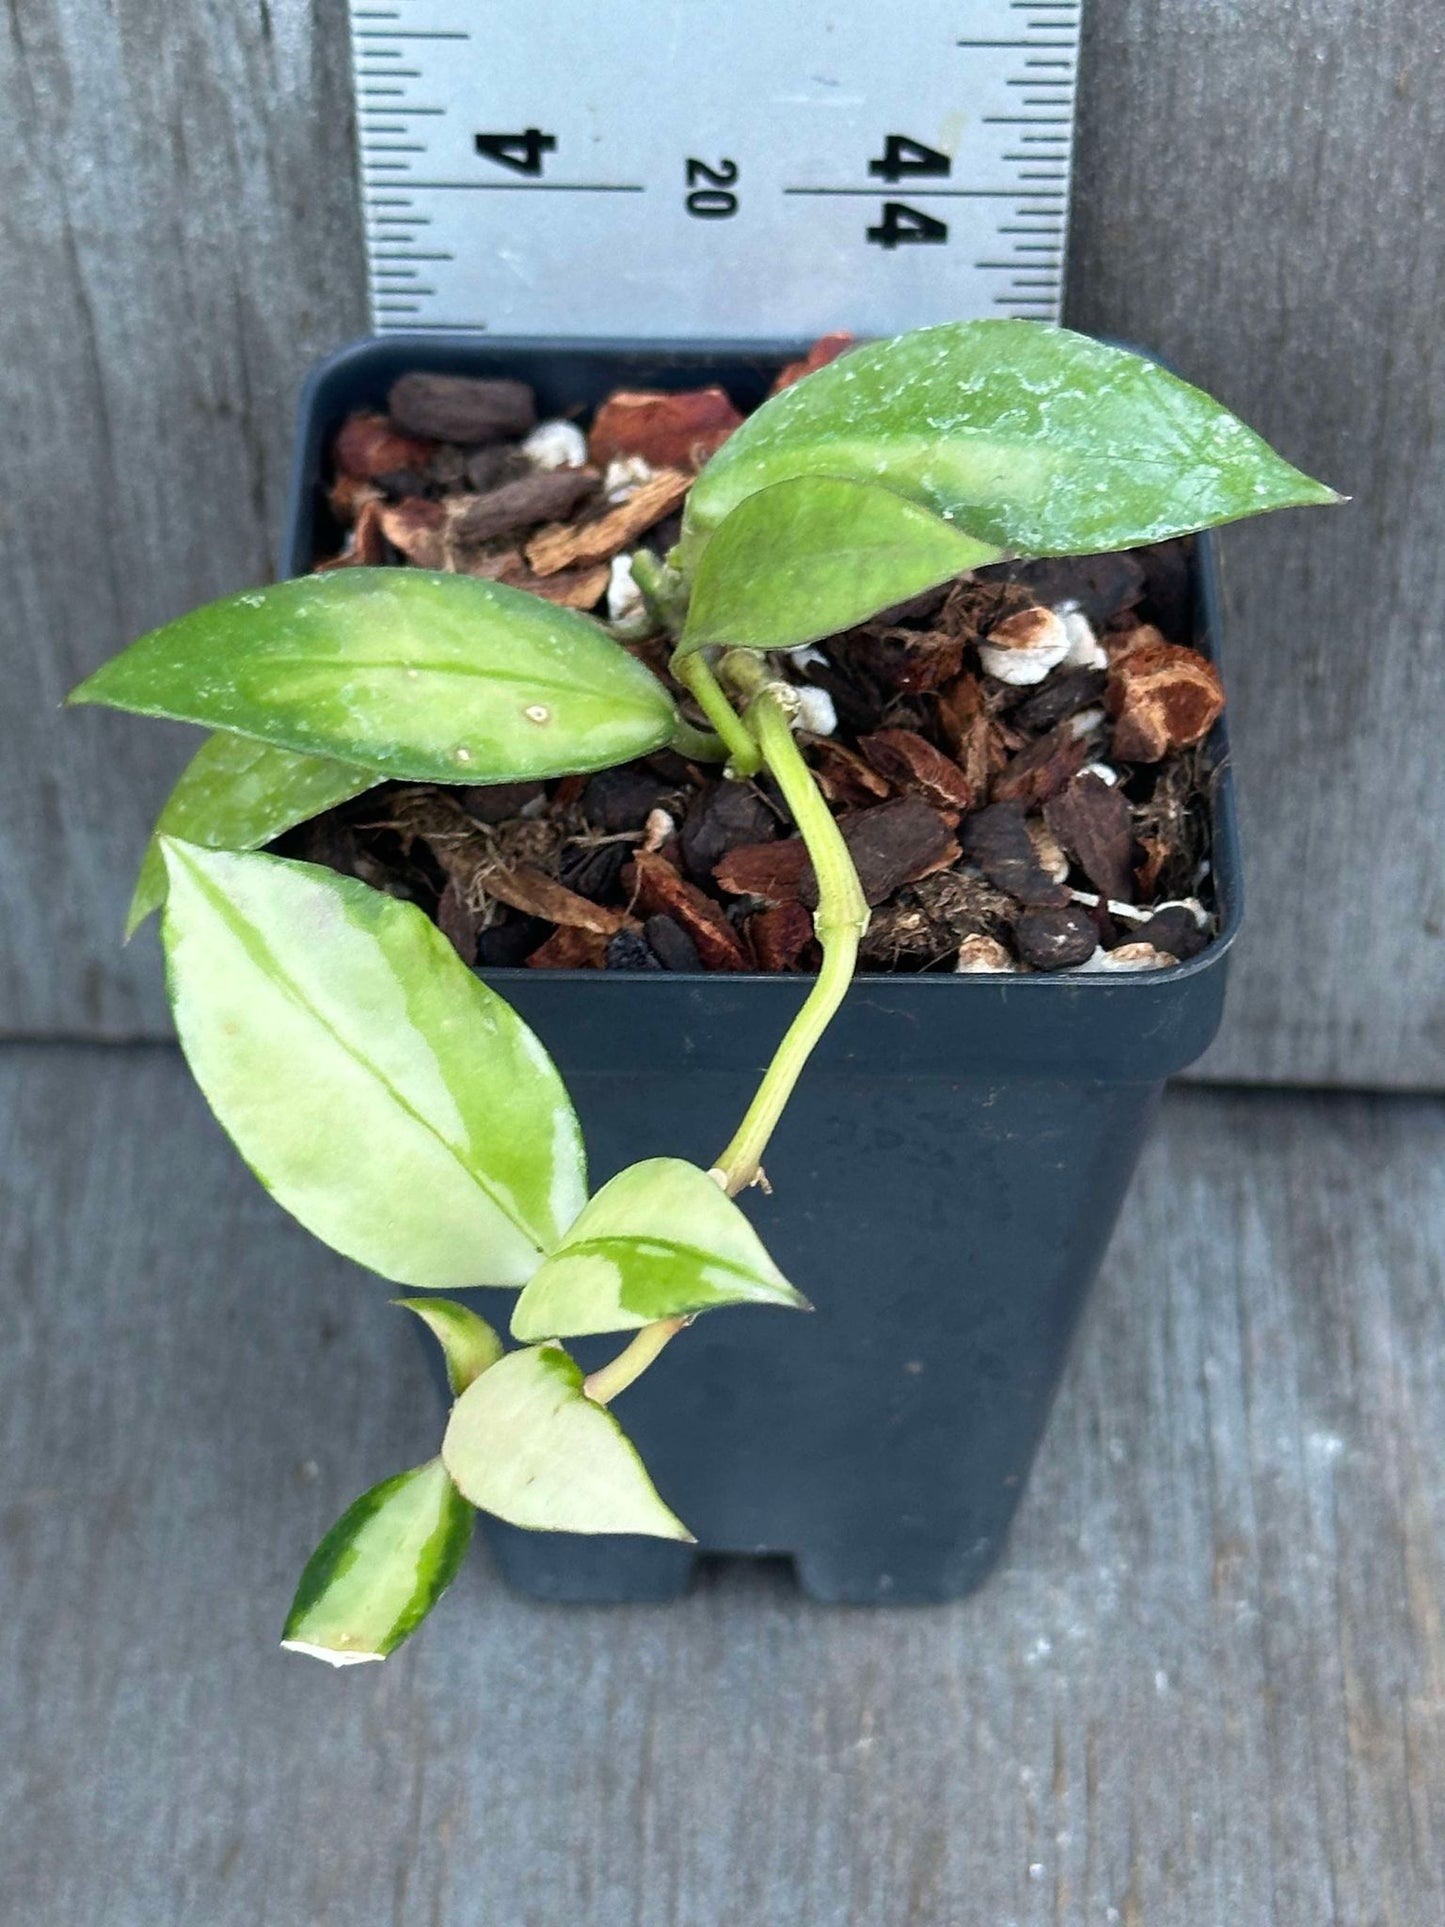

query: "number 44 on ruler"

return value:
[351, 0, 1081, 337]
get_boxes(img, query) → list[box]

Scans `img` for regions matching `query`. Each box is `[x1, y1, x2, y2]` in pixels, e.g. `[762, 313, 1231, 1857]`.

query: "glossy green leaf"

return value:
[125, 732, 373, 939]
[160, 841, 586, 1288]
[676, 476, 1001, 658]
[395, 1297, 505, 1395]
[69, 568, 678, 783]
[679, 320, 1339, 566]
[281, 1458, 473, 1666]
[512, 1156, 809, 1340]
[441, 1343, 692, 1539]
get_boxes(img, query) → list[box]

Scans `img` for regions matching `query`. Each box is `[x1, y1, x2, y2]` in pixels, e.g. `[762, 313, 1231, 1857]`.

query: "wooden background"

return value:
[4, 0, 1442, 1087]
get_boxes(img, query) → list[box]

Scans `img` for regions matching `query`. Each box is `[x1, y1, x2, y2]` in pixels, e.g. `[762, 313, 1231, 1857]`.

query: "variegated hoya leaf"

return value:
[512, 1157, 809, 1340]
[126, 731, 373, 938]
[160, 841, 586, 1288]
[680, 320, 1338, 566]
[677, 476, 1002, 657]
[71, 568, 679, 784]
[281, 1458, 473, 1666]
[442, 1343, 692, 1539]
[396, 1298, 505, 1395]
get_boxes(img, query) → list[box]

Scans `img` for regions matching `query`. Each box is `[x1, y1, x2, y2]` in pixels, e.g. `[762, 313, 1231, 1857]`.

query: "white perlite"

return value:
[978, 607, 1070, 685]
[793, 686, 838, 737]
[521, 420, 588, 471]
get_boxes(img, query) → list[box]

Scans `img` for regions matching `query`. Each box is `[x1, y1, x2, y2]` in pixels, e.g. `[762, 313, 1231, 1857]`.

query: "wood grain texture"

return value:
[4, 0, 1444, 1087]
[1064, 0, 1445, 1086]
[0, 0, 365, 1036]
[2, 1050, 1441, 1925]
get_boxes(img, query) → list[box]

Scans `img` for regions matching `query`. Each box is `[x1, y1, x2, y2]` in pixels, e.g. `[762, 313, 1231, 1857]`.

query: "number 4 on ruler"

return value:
[866, 135, 950, 249]
[474, 129, 557, 176]
[868, 134, 951, 183]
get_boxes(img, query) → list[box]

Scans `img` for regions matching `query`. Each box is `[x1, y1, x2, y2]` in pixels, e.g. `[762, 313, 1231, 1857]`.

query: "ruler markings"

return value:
[350, 1, 1081, 333]
[785, 186, 1059, 199]
[382, 180, 645, 193]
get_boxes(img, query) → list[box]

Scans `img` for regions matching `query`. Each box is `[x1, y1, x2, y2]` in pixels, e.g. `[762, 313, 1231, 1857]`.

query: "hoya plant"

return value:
[69, 322, 1334, 1663]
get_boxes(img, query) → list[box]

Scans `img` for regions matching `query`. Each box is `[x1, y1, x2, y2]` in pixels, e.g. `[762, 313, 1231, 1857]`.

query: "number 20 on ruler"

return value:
[473, 127, 954, 246]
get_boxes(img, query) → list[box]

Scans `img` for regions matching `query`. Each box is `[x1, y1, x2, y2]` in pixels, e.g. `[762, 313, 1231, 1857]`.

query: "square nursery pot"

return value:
[284, 336, 1242, 1606]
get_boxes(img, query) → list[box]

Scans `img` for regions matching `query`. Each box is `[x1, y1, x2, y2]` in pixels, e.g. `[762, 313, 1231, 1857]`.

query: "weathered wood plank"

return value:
[1, 1050, 1440, 1924]
[1064, 0, 1445, 1086]
[0, 0, 365, 1036]
[4, 0, 1444, 1088]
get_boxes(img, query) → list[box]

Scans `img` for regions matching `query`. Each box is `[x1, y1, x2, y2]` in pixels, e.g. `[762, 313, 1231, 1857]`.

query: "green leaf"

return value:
[676, 476, 1000, 658]
[126, 732, 373, 939]
[441, 1343, 692, 1539]
[679, 320, 1340, 566]
[160, 841, 586, 1288]
[396, 1297, 505, 1395]
[511, 1157, 809, 1340]
[70, 568, 678, 783]
[281, 1458, 473, 1666]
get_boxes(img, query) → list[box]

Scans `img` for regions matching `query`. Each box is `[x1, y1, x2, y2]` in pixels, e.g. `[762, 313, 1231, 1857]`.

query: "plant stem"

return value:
[672, 653, 763, 776]
[629, 549, 690, 634]
[583, 1318, 688, 1405]
[579, 666, 868, 1401]
[668, 716, 729, 763]
[711, 679, 870, 1196]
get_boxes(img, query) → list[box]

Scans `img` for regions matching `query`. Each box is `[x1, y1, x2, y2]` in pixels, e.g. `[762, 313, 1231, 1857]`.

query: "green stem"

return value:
[673, 653, 763, 777]
[583, 1317, 688, 1405]
[577, 666, 868, 1399]
[629, 549, 690, 634]
[668, 715, 729, 763]
[711, 680, 870, 1196]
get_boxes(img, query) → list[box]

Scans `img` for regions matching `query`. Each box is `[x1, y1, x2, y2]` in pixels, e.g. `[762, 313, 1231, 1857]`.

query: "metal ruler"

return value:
[350, 0, 1081, 337]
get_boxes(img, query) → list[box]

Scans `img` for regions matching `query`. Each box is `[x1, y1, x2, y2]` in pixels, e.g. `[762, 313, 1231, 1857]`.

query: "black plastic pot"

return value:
[284, 336, 1242, 1606]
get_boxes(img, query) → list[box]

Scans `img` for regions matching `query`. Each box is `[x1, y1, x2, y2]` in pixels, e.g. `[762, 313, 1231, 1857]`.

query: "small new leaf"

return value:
[679, 320, 1340, 565]
[70, 568, 678, 784]
[126, 732, 373, 938]
[159, 842, 586, 1288]
[281, 1458, 473, 1665]
[441, 1344, 693, 1539]
[511, 1156, 809, 1340]
[396, 1298, 505, 1395]
[676, 476, 1001, 657]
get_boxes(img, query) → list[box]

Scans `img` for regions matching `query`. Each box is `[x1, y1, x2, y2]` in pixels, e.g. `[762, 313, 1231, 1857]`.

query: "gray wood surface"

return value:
[2, 1049, 1441, 1926]
[4, 0, 1444, 1087]
[1066, 0, 1445, 1088]
[1, 0, 365, 1037]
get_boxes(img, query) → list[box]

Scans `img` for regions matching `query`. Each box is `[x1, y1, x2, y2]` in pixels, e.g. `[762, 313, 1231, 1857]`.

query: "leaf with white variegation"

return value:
[396, 1298, 505, 1394]
[676, 476, 1001, 658]
[281, 1458, 473, 1666]
[441, 1343, 693, 1539]
[679, 320, 1339, 567]
[69, 568, 679, 783]
[160, 842, 586, 1288]
[126, 731, 373, 938]
[511, 1157, 810, 1340]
